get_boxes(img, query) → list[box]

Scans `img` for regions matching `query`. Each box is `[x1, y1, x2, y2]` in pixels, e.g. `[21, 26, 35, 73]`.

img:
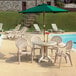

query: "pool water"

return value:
[49, 34, 76, 49]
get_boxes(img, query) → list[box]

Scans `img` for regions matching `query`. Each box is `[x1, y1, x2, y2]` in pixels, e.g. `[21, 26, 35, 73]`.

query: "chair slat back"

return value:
[51, 36, 62, 44]
[31, 36, 42, 44]
[14, 24, 21, 31]
[0, 23, 3, 30]
[66, 40, 72, 50]
[16, 38, 27, 50]
[33, 24, 41, 32]
[20, 27, 28, 34]
[51, 24, 58, 31]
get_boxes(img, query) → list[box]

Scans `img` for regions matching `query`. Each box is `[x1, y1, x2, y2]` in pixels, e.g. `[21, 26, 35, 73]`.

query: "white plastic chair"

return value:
[13, 24, 21, 31]
[33, 24, 41, 33]
[6, 27, 28, 39]
[14, 27, 28, 38]
[0, 23, 3, 32]
[50, 24, 64, 33]
[48, 36, 63, 55]
[31, 36, 42, 57]
[16, 38, 33, 64]
[5, 24, 21, 34]
[54, 40, 73, 67]
[51, 36, 62, 45]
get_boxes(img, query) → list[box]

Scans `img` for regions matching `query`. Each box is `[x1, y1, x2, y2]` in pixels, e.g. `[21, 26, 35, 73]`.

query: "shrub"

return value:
[56, 1, 64, 7]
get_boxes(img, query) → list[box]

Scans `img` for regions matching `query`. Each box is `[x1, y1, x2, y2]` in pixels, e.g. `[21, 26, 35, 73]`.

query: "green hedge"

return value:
[0, 11, 23, 30]
[35, 12, 76, 32]
[0, 11, 76, 32]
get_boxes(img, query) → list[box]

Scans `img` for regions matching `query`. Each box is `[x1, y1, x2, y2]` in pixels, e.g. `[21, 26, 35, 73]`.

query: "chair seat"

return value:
[21, 51, 31, 55]
[58, 42, 65, 47]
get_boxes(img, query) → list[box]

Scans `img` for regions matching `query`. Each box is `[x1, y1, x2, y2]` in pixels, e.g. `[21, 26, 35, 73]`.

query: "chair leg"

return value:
[54, 53, 57, 63]
[40, 49, 42, 56]
[51, 49, 53, 56]
[67, 54, 72, 66]
[17, 52, 21, 64]
[33, 49, 35, 57]
[33, 45, 35, 57]
[31, 49, 34, 63]
[64, 56, 67, 63]
[18, 53, 21, 64]
[59, 55, 62, 68]
[54, 47, 59, 63]
[17, 50, 21, 64]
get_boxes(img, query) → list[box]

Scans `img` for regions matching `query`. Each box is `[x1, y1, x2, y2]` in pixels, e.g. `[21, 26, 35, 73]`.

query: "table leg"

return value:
[38, 46, 53, 63]
[38, 46, 44, 63]
[45, 46, 53, 62]
[38, 56, 44, 63]
[47, 56, 53, 62]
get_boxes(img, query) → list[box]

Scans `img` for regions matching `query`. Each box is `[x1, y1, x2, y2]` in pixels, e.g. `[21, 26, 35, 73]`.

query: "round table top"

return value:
[32, 41, 57, 46]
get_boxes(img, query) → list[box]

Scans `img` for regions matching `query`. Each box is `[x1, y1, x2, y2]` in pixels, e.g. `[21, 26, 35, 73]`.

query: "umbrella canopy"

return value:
[19, 3, 68, 13]
[19, 3, 68, 41]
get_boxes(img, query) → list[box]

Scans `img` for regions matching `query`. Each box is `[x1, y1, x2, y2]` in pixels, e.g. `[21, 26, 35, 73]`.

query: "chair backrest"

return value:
[31, 36, 43, 44]
[14, 24, 21, 31]
[16, 38, 27, 51]
[51, 24, 58, 31]
[51, 36, 62, 45]
[33, 24, 41, 32]
[0, 23, 3, 30]
[20, 27, 28, 34]
[65, 40, 72, 50]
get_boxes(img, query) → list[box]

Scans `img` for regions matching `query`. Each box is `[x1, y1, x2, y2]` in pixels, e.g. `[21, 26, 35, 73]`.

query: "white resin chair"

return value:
[33, 24, 41, 33]
[0, 23, 3, 32]
[31, 36, 43, 57]
[14, 27, 28, 38]
[14, 24, 21, 31]
[51, 36, 62, 45]
[49, 24, 64, 33]
[48, 36, 64, 55]
[54, 40, 73, 67]
[5, 24, 21, 34]
[7, 27, 28, 39]
[16, 38, 33, 64]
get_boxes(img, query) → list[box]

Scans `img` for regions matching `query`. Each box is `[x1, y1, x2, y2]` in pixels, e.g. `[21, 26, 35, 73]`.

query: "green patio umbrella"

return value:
[19, 3, 68, 13]
[19, 3, 68, 41]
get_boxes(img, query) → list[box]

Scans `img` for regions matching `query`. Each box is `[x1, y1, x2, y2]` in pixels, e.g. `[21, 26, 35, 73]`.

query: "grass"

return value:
[0, 11, 23, 30]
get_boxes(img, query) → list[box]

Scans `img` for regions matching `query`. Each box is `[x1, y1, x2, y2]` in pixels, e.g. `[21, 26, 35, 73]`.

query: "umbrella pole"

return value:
[43, 12, 45, 42]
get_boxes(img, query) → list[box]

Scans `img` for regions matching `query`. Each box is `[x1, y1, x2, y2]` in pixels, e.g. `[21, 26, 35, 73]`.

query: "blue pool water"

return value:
[49, 34, 76, 49]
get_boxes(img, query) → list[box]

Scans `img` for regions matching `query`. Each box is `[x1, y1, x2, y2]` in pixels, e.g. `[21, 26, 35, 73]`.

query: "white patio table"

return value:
[32, 41, 57, 63]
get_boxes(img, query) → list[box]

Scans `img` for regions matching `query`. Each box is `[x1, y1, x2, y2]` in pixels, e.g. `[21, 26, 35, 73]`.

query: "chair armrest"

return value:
[59, 29, 65, 33]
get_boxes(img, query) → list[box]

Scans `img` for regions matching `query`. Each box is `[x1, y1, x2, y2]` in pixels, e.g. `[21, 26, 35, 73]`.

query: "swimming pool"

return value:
[49, 34, 76, 49]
